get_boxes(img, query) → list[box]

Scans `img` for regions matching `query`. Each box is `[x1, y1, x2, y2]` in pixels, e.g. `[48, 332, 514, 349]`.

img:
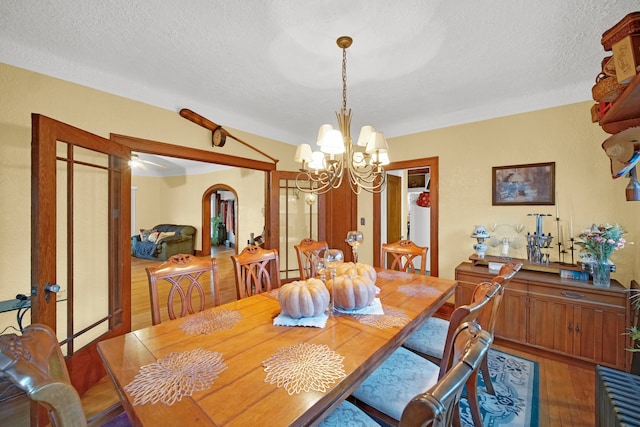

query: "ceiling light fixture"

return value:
[294, 36, 389, 195]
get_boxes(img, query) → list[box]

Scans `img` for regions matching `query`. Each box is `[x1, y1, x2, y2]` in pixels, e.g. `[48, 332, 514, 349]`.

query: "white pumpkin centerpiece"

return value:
[336, 262, 377, 283]
[327, 264, 377, 311]
[278, 278, 330, 318]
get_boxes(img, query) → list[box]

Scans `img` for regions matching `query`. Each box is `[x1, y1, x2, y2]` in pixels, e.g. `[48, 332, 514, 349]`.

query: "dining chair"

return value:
[399, 328, 493, 427]
[145, 253, 220, 325]
[351, 283, 501, 426]
[403, 261, 521, 365]
[294, 238, 329, 280]
[231, 245, 281, 299]
[381, 239, 428, 274]
[401, 261, 522, 426]
[0, 323, 130, 427]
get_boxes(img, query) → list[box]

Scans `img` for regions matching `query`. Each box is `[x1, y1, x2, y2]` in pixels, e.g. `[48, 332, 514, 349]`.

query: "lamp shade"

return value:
[316, 124, 334, 146]
[294, 144, 313, 163]
[308, 151, 326, 171]
[371, 151, 390, 165]
[365, 131, 389, 154]
[320, 129, 345, 154]
[356, 125, 375, 147]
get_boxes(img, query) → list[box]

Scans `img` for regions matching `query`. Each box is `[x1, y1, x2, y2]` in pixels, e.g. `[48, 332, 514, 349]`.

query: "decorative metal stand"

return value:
[526, 213, 553, 264]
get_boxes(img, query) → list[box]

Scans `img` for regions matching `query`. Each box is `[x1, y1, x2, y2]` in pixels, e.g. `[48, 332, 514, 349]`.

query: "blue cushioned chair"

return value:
[402, 261, 522, 426]
[400, 329, 493, 427]
[352, 282, 502, 427]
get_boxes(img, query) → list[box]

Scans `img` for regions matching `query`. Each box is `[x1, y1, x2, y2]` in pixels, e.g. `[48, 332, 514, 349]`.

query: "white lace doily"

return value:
[262, 343, 345, 395]
[179, 308, 242, 334]
[124, 348, 227, 406]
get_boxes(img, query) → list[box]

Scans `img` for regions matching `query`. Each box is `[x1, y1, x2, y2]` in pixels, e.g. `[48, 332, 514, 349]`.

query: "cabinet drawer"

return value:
[528, 284, 626, 309]
[456, 272, 527, 291]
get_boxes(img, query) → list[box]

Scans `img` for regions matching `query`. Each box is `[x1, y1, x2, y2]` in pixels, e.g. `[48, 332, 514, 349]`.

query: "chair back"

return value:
[400, 325, 493, 427]
[145, 253, 220, 325]
[294, 238, 329, 280]
[438, 280, 501, 378]
[0, 324, 87, 427]
[381, 239, 428, 274]
[231, 246, 281, 299]
[497, 261, 524, 281]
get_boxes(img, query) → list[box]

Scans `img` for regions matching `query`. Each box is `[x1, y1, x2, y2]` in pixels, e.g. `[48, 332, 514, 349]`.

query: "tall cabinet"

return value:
[455, 262, 629, 370]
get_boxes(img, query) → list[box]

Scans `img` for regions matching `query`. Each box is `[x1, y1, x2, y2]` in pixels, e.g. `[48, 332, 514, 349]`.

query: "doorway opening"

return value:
[203, 184, 238, 257]
[374, 157, 438, 277]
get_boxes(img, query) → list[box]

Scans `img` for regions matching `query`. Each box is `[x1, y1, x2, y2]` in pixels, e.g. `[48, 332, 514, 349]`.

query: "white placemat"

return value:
[273, 312, 329, 328]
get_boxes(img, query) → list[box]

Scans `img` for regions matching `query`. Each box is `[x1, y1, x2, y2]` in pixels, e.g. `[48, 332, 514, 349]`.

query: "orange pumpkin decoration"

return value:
[327, 273, 376, 311]
[278, 278, 330, 318]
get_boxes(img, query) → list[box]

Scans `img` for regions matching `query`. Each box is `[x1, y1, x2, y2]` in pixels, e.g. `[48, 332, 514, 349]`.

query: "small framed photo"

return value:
[492, 162, 555, 206]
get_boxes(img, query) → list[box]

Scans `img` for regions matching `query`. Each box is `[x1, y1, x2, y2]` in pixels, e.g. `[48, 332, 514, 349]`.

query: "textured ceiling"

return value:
[0, 1, 637, 146]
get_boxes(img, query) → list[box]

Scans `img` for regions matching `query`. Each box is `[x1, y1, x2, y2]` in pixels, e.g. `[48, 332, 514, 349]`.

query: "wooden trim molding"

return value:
[110, 133, 276, 171]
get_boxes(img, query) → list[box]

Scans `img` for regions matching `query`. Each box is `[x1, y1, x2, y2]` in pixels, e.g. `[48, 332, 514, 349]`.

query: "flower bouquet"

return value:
[576, 224, 626, 287]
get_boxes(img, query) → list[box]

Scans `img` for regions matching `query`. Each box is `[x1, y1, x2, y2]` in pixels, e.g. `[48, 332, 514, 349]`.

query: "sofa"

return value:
[132, 224, 196, 261]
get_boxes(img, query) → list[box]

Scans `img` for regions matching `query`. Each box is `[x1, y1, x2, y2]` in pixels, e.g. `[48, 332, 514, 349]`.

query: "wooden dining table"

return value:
[97, 268, 457, 427]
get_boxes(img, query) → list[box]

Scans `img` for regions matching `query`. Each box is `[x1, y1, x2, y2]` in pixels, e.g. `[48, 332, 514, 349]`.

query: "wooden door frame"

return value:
[373, 157, 439, 276]
[32, 114, 131, 398]
[268, 171, 327, 252]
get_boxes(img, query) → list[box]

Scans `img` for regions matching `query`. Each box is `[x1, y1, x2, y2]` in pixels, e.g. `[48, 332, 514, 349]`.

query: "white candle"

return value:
[556, 195, 559, 219]
[569, 209, 574, 238]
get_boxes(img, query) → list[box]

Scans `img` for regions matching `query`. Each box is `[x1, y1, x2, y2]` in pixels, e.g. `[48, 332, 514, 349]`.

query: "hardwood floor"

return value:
[127, 252, 596, 426]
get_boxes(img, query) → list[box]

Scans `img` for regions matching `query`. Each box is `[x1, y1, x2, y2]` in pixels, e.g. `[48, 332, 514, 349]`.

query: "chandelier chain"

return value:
[342, 46, 348, 111]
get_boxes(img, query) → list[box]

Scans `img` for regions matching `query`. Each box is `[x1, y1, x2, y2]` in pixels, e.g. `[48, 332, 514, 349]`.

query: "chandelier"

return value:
[294, 36, 389, 195]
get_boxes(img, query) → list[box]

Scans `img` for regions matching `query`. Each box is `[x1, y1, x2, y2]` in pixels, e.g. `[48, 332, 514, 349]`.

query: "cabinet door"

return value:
[495, 290, 528, 343]
[573, 305, 627, 369]
[528, 296, 573, 354]
[454, 281, 476, 307]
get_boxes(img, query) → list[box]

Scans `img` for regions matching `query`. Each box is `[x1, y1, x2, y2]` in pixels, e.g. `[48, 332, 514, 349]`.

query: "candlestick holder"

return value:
[568, 237, 576, 265]
[556, 216, 562, 263]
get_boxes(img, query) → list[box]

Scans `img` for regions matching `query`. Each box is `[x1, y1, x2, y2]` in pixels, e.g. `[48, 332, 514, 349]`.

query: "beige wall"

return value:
[358, 102, 640, 284]
[2, 61, 640, 331]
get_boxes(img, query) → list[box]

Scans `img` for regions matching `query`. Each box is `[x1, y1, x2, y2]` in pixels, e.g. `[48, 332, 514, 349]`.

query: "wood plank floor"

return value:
[127, 251, 596, 426]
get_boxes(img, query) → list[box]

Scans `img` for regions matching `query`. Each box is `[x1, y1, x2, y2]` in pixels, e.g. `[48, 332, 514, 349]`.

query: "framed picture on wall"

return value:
[492, 162, 555, 206]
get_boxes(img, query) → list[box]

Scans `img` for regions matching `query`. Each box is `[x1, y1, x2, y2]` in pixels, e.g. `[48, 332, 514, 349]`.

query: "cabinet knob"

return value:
[575, 324, 580, 334]
[568, 322, 573, 332]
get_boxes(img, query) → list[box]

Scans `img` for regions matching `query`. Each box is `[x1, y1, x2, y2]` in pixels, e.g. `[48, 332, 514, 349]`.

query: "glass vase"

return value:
[592, 260, 611, 287]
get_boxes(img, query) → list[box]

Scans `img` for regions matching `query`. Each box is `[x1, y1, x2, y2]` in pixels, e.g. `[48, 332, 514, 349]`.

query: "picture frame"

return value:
[492, 162, 555, 206]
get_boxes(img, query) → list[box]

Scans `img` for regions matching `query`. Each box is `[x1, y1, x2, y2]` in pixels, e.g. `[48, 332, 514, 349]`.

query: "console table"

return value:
[455, 261, 630, 370]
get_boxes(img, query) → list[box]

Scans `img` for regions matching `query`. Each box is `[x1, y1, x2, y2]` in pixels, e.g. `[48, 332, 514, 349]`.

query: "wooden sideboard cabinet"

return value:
[455, 262, 629, 370]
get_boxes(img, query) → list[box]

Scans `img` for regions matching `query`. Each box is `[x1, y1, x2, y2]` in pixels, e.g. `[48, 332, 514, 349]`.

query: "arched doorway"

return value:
[202, 184, 238, 256]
